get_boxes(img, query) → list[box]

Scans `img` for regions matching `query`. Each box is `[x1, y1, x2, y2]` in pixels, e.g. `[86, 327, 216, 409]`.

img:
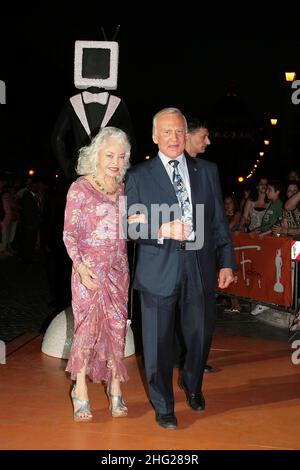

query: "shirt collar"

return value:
[159, 152, 185, 168]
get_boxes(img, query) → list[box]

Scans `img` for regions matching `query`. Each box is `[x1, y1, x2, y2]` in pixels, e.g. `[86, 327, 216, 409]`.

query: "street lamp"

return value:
[285, 72, 296, 82]
[282, 71, 298, 162]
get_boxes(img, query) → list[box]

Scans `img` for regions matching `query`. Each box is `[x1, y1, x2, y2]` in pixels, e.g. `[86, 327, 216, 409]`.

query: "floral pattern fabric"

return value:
[63, 177, 129, 385]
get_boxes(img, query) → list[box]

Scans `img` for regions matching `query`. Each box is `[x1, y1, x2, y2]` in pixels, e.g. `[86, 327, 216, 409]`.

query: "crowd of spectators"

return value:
[221, 168, 300, 317]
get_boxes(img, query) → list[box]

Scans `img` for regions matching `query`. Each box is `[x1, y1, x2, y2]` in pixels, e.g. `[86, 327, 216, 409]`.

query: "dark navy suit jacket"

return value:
[125, 154, 236, 297]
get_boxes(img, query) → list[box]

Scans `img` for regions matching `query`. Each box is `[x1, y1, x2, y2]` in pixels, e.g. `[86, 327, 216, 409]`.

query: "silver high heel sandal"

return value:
[71, 385, 93, 422]
[106, 389, 128, 418]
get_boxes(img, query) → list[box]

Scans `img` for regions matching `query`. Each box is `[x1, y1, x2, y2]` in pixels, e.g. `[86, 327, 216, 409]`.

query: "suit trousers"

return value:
[139, 249, 215, 414]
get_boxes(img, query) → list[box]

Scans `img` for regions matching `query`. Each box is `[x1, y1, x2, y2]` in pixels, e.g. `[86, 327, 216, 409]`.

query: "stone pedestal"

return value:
[41, 306, 135, 359]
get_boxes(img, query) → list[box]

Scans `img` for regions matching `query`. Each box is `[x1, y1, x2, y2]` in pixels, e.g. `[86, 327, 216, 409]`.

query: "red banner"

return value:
[220, 232, 293, 307]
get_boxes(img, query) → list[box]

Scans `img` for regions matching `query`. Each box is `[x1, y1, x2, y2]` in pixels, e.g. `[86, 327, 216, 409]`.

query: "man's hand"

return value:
[77, 262, 98, 291]
[128, 213, 147, 224]
[158, 219, 191, 241]
[218, 268, 234, 289]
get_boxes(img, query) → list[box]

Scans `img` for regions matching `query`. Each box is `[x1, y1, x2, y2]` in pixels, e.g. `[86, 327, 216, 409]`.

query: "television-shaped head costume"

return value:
[52, 36, 135, 181]
[74, 40, 119, 90]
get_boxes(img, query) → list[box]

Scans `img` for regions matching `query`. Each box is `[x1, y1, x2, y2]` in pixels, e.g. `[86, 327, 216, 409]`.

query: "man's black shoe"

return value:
[179, 380, 205, 412]
[204, 364, 214, 373]
[155, 412, 178, 429]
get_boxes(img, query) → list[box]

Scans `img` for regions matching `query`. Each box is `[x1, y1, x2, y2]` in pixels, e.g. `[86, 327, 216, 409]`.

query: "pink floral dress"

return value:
[63, 177, 129, 384]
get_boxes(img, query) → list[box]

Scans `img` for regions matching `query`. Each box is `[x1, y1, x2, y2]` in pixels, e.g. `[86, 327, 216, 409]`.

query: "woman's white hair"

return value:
[76, 127, 131, 182]
[152, 107, 187, 134]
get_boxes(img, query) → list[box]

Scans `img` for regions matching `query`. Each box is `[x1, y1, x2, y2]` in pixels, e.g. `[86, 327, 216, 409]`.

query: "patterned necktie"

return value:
[168, 160, 193, 230]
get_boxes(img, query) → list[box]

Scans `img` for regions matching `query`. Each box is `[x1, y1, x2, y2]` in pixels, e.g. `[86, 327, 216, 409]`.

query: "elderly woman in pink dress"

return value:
[63, 127, 131, 422]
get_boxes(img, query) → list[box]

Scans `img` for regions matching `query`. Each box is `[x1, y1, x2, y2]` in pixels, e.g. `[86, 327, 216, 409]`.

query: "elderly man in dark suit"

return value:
[173, 116, 213, 372]
[125, 108, 235, 429]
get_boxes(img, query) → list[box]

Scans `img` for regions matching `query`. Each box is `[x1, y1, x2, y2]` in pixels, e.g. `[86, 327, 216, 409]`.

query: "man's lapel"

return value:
[186, 156, 206, 232]
[186, 155, 203, 202]
[149, 155, 178, 203]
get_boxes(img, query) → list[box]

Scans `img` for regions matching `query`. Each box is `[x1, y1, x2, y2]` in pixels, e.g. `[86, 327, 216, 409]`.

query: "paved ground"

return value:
[0, 253, 57, 342]
[0, 252, 291, 345]
[216, 304, 289, 342]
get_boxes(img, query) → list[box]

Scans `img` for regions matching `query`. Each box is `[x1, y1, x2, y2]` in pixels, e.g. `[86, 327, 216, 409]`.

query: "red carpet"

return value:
[1, 332, 299, 450]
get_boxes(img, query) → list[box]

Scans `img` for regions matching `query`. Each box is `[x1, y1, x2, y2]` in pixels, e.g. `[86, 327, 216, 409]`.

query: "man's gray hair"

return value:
[152, 107, 187, 134]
